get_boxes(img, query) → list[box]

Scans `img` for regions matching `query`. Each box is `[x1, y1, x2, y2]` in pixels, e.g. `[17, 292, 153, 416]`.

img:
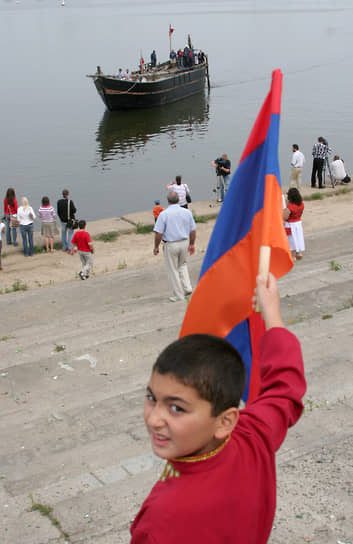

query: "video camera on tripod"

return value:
[322, 139, 335, 188]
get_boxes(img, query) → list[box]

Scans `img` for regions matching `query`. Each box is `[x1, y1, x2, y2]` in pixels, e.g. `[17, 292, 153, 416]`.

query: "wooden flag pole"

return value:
[255, 245, 271, 312]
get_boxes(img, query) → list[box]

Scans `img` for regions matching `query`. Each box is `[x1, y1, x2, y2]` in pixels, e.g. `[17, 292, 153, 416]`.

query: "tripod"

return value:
[213, 174, 225, 202]
[323, 157, 335, 188]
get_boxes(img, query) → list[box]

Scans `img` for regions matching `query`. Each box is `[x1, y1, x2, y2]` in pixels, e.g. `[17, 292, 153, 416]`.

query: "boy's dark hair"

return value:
[292, 144, 299, 150]
[78, 220, 86, 229]
[287, 187, 302, 206]
[42, 196, 49, 206]
[175, 175, 182, 185]
[153, 334, 246, 416]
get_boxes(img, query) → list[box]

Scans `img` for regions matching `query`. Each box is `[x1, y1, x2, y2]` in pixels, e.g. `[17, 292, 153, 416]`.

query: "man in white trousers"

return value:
[289, 144, 305, 189]
[153, 192, 196, 302]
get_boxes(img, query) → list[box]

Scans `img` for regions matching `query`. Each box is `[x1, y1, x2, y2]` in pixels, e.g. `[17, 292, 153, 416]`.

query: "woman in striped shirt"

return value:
[38, 196, 58, 252]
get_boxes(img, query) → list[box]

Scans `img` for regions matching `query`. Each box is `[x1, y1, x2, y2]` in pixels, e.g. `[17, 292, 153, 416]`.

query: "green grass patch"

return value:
[0, 335, 15, 342]
[322, 314, 333, 320]
[303, 192, 324, 201]
[32, 242, 61, 253]
[192, 213, 217, 223]
[96, 231, 119, 243]
[303, 185, 352, 202]
[29, 494, 69, 539]
[12, 280, 28, 292]
[333, 186, 351, 195]
[136, 223, 154, 234]
[117, 261, 127, 270]
[0, 280, 28, 295]
[54, 344, 65, 352]
[330, 260, 342, 271]
[33, 245, 45, 254]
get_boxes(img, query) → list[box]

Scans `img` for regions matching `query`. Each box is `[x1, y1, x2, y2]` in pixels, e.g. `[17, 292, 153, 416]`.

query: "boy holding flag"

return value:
[130, 70, 305, 543]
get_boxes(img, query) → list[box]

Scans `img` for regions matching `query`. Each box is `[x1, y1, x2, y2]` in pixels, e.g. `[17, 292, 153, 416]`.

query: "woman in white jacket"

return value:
[17, 197, 36, 256]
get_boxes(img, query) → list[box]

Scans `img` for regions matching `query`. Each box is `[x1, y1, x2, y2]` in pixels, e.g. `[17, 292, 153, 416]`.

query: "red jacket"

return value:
[4, 198, 18, 215]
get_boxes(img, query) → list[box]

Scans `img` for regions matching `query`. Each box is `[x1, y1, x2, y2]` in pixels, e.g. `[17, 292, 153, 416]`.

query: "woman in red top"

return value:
[283, 187, 305, 261]
[3, 188, 18, 246]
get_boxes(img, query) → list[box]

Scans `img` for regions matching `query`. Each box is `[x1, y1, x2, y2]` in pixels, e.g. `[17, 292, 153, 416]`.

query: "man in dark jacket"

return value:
[150, 50, 157, 68]
[57, 189, 77, 251]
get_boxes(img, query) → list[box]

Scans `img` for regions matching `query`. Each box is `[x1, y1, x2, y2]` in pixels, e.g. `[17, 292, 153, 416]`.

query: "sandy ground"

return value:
[0, 186, 352, 292]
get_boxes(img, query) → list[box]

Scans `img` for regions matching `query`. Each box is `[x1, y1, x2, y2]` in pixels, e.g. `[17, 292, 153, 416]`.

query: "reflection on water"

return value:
[95, 90, 209, 164]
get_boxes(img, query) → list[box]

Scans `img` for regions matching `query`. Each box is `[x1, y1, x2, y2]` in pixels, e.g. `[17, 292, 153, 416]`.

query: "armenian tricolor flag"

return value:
[179, 69, 292, 402]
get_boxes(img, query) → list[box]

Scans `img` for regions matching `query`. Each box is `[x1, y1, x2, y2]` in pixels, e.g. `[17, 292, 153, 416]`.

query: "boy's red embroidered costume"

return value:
[131, 328, 306, 543]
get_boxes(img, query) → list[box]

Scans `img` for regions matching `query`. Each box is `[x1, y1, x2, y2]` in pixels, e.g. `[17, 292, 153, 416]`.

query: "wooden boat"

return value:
[87, 43, 209, 111]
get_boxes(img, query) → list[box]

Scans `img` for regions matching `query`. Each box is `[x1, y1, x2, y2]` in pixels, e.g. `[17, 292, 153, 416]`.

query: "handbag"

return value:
[9, 205, 20, 228]
[285, 226, 292, 235]
[67, 200, 79, 230]
[9, 216, 20, 228]
[184, 185, 192, 203]
[67, 217, 79, 230]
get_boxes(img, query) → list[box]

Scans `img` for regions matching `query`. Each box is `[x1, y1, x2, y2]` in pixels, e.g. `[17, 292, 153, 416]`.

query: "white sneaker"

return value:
[169, 296, 184, 302]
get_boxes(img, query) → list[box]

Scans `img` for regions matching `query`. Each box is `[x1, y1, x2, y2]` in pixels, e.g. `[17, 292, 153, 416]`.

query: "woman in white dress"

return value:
[283, 188, 305, 261]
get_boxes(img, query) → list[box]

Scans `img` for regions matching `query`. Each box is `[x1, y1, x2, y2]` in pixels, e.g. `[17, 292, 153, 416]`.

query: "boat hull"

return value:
[93, 65, 207, 111]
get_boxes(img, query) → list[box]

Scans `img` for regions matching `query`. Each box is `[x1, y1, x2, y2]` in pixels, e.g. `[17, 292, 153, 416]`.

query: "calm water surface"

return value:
[1, 0, 353, 219]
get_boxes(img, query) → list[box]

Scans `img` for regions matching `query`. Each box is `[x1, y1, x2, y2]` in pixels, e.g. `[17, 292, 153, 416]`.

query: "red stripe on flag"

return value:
[240, 69, 282, 163]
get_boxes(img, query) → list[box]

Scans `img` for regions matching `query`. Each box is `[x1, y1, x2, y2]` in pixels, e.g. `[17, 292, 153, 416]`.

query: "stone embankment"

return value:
[0, 187, 352, 543]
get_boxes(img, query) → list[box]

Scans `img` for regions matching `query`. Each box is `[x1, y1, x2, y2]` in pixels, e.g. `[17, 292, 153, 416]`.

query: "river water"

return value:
[1, 0, 353, 220]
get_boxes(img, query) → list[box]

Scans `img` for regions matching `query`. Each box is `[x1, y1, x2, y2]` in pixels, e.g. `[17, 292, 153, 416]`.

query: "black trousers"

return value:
[311, 157, 324, 188]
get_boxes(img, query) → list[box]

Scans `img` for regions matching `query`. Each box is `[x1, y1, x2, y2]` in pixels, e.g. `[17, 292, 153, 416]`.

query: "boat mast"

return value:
[169, 24, 174, 52]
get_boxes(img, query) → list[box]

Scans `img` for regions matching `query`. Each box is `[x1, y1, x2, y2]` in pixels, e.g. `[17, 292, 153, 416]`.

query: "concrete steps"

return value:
[1, 225, 353, 543]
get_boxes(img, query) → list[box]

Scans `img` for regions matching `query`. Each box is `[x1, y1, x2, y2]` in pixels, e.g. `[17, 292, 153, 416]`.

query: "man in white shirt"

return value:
[331, 155, 351, 184]
[123, 69, 131, 81]
[153, 192, 196, 302]
[289, 144, 305, 189]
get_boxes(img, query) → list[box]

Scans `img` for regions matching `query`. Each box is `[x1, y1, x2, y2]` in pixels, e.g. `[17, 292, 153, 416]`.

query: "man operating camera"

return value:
[211, 153, 231, 202]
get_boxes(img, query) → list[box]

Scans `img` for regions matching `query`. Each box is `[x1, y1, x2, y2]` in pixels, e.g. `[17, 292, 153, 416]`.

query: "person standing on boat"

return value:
[177, 49, 183, 68]
[169, 49, 177, 65]
[150, 50, 157, 68]
[116, 68, 123, 80]
[211, 154, 231, 202]
[123, 69, 131, 80]
[183, 46, 190, 67]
